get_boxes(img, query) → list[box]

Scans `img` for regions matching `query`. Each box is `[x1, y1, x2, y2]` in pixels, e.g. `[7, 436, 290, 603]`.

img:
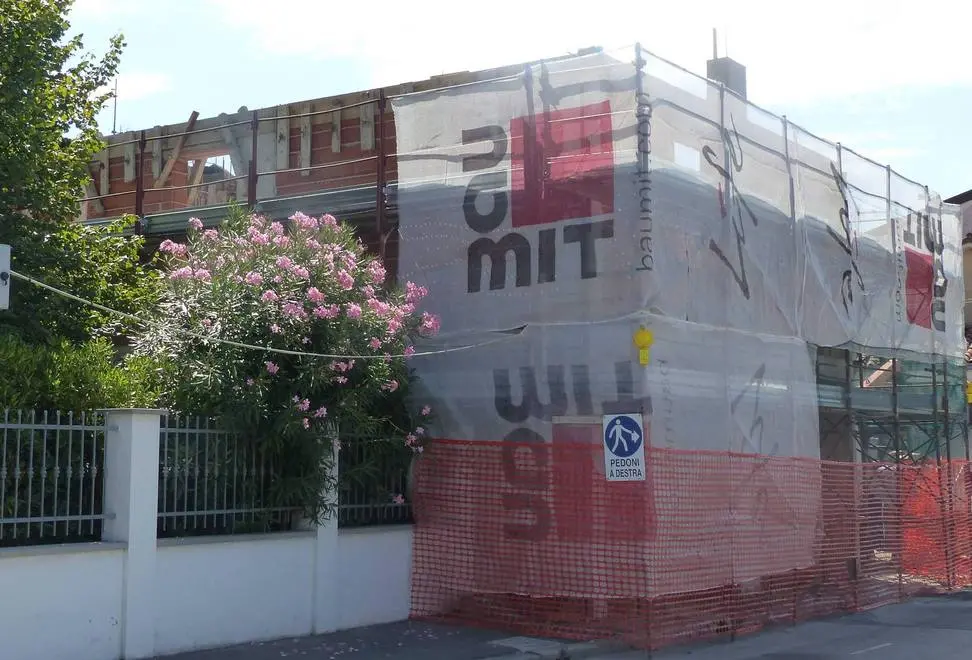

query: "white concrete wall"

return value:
[337, 526, 413, 630]
[0, 411, 416, 660]
[153, 533, 316, 655]
[0, 544, 125, 660]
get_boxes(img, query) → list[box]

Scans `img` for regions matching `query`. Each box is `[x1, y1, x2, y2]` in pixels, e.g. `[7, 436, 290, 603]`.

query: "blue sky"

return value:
[70, 0, 971, 199]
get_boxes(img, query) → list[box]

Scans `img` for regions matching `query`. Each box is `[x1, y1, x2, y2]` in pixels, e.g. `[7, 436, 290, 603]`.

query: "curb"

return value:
[482, 640, 633, 660]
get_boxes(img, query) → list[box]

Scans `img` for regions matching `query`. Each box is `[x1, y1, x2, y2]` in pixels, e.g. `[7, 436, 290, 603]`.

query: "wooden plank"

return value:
[186, 158, 208, 206]
[219, 123, 246, 181]
[151, 131, 163, 179]
[276, 105, 290, 171]
[359, 103, 375, 151]
[97, 150, 109, 196]
[85, 177, 104, 215]
[299, 103, 312, 177]
[331, 107, 342, 153]
[123, 136, 136, 182]
[154, 110, 200, 188]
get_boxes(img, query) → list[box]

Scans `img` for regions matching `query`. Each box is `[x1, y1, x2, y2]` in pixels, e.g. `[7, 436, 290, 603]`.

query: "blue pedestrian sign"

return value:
[602, 413, 646, 482]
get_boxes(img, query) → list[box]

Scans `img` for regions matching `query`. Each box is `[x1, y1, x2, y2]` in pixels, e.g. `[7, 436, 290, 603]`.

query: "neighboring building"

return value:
[943, 188, 972, 413]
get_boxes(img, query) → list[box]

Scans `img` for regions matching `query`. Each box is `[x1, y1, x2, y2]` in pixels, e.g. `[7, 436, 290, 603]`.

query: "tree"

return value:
[135, 209, 438, 522]
[0, 0, 122, 222]
[0, 1, 159, 344]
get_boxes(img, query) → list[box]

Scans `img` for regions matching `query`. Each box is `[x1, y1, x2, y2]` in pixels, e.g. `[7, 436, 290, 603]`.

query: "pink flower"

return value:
[382, 380, 399, 393]
[273, 235, 291, 248]
[386, 318, 402, 335]
[368, 298, 390, 316]
[313, 305, 340, 319]
[265, 361, 280, 375]
[368, 338, 382, 350]
[336, 270, 354, 291]
[193, 268, 212, 281]
[245, 377, 255, 386]
[345, 303, 362, 319]
[282, 302, 308, 319]
[291, 212, 319, 230]
[270, 323, 282, 334]
[302, 336, 311, 344]
[273, 275, 283, 284]
[314, 406, 328, 418]
[307, 238, 322, 251]
[414, 445, 424, 454]
[415, 427, 425, 435]
[419, 312, 441, 337]
[297, 398, 310, 412]
[321, 214, 338, 228]
[366, 261, 386, 285]
[261, 290, 279, 302]
[404, 345, 416, 357]
[200, 318, 213, 328]
[421, 405, 431, 416]
[188, 217, 204, 230]
[306, 287, 325, 303]
[302, 418, 310, 429]
[276, 256, 293, 270]
[248, 228, 269, 245]
[203, 229, 219, 241]
[335, 376, 348, 384]
[342, 253, 357, 272]
[170, 266, 193, 280]
[405, 281, 429, 304]
[244, 271, 264, 286]
[405, 434, 418, 446]
[293, 266, 310, 280]
[159, 240, 188, 257]
[392, 494, 405, 505]
[269, 221, 285, 236]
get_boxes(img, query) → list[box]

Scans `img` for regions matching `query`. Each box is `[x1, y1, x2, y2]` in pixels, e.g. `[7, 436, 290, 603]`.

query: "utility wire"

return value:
[8, 270, 525, 361]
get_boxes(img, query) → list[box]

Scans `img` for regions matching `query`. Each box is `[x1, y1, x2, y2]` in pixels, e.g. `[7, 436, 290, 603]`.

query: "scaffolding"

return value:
[817, 348, 968, 464]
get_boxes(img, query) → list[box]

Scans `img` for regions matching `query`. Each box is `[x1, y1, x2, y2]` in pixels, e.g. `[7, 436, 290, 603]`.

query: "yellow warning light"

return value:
[633, 326, 654, 366]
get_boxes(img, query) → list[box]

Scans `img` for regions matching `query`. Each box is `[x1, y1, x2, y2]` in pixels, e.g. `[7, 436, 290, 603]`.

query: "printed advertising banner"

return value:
[392, 47, 963, 597]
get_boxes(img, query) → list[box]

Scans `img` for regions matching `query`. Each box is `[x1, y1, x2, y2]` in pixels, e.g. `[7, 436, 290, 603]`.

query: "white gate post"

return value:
[102, 409, 163, 659]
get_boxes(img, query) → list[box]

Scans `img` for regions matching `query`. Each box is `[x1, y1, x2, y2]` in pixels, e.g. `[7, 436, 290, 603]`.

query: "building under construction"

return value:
[81, 44, 970, 652]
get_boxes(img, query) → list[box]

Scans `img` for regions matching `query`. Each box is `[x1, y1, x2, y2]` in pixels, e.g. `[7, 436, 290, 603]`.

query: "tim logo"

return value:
[462, 100, 616, 293]
[901, 211, 947, 332]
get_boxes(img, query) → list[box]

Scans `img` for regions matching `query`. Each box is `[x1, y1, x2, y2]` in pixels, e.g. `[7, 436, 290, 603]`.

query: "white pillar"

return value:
[102, 409, 162, 660]
[312, 437, 340, 634]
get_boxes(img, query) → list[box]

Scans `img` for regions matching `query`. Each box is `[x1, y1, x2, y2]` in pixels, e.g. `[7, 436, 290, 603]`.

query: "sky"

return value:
[69, 0, 972, 199]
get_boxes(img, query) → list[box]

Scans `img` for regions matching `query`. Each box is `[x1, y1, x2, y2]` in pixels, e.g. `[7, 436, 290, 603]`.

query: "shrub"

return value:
[0, 334, 161, 411]
[134, 208, 437, 521]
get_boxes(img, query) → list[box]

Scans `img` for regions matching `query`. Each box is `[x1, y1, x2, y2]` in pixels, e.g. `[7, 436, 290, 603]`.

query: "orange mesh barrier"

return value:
[410, 439, 972, 652]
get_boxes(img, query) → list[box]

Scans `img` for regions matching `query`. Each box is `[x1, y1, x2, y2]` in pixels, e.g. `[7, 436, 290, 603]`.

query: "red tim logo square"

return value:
[509, 101, 615, 228]
[904, 247, 933, 329]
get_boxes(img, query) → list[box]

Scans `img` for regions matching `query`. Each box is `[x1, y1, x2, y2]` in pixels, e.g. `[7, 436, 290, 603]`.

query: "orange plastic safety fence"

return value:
[409, 439, 972, 652]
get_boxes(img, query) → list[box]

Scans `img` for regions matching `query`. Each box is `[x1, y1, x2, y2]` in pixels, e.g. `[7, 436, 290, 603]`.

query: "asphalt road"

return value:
[615, 591, 972, 659]
[159, 592, 972, 659]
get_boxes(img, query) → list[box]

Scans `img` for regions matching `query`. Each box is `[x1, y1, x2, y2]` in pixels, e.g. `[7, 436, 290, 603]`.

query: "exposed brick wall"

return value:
[90, 153, 190, 218]
[275, 111, 397, 197]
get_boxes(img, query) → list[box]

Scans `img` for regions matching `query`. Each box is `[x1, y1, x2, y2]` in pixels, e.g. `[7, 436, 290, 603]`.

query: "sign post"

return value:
[0, 244, 9, 311]
[602, 413, 646, 482]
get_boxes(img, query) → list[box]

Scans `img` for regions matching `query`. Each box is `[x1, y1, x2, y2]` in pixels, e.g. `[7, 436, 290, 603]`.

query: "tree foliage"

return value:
[0, 0, 122, 221]
[0, 1, 160, 408]
[135, 208, 438, 520]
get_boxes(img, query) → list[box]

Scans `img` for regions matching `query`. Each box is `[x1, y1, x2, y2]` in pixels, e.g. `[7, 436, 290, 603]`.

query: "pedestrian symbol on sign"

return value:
[602, 413, 646, 482]
[607, 416, 642, 457]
